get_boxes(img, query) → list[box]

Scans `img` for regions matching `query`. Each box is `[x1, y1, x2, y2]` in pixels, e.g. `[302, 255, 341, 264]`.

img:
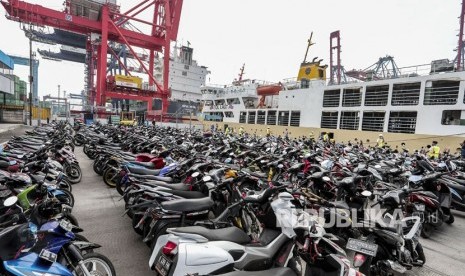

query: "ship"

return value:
[200, 33, 465, 150]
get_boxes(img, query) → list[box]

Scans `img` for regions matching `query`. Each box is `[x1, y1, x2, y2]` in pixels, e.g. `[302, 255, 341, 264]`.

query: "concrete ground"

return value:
[2, 125, 464, 276]
[0, 124, 32, 144]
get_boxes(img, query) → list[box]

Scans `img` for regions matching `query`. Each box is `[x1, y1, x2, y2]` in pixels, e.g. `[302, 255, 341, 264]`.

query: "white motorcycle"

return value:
[149, 191, 363, 276]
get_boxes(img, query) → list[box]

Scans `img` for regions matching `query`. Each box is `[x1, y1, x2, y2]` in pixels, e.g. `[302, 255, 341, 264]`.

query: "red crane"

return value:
[1, 0, 184, 114]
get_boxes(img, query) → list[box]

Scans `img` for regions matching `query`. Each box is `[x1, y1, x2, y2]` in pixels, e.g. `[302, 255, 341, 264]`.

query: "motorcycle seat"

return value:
[143, 181, 190, 191]
[218, 268, 297, 276]
[30, 174, 46, 183]
[447, 181, 465, 192]
[376, 221, 400, 234]
[128, 166, 159, 175]
[329, 201, 350, 210]
[169, 226, 251, 244]
[413, 191, 438, 200]
[0, 161, 10, 169]
[161, 197, 213, 212]
[166, 190, 206, 199]
[136, 175, 173, 182]
[128, 161, 155, 169]
[443, 175, 465, 186]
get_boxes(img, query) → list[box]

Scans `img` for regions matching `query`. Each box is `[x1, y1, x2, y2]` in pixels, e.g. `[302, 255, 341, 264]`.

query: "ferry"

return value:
[200, 34, 465, 150]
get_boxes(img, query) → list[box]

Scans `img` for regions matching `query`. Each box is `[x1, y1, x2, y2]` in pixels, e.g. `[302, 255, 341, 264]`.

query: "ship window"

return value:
[364, 85, 389, 106]
[321, 111, 338, 129]
[323, 89, 340, 107]
[184, 65, 189, 70]
[257, 111, 266, 124]
[342, 88, 362, 107]
[441, 110, 465, 125]
[424, 80, 459, 105]
[340, 111, 360, 130]
[290, 111, 301, 127]
[248, 111, 256, 124]
[267, 111, 277, 125]
[362, 111, 385, 132]
[226, 98, 240, 104]
[239, 112, 247, 123]
[388, 111, 417, 134]
[224, 111, 234, 118]
[391, 82, 420, 106]
[319, 69, 324, 78]
[278, 111, 290, 126]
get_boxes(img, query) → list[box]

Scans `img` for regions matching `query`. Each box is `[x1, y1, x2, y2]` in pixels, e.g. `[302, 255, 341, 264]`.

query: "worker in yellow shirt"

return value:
[239, 126, 244, 136]
[322, 132, 329, 143]
[429, 141, 440, 159]
[225, 127, 230, 136]
[266, 127, 271, 137]
[376, 134, 385, 148]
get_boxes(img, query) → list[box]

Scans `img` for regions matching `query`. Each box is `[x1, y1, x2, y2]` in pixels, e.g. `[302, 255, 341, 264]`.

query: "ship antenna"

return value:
[238, 63, 245, 82]
[303, 32, 315, 64]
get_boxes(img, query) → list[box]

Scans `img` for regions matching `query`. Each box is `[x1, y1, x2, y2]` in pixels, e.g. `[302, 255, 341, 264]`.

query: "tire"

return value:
[71, 252, 116, 276]
[149, 221, 181, 251]
[74, 135, 84, 146]
[64, 213, 79, 227]
[358, 256, 373, 276]
[446, 213, 455, 224]
[415, 243, 426, 266]
[65, 163, 82, 184]
[56, 189, 75, 207]
[132, 214, 144, 235]
[93, 160, 105, 175]
[421, 223, 433, 238]
[116, 179, 127, 196]
[103, 167, 118, 188]
[57, 180, 72, 192]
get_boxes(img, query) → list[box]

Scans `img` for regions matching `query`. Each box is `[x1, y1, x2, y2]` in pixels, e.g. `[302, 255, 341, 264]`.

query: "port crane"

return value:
[1, 0, 184, 115]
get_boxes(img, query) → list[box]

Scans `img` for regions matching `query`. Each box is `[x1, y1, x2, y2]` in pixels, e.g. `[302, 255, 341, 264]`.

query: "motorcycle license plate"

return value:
[39, 249, 57, 263]
[346, 238, 378, 257]
[155, 254, 172, 276]
[415, 204, 425, 212]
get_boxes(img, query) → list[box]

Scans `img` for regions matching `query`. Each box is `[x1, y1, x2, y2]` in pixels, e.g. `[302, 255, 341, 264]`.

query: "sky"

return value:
[0, 0, 460, 99]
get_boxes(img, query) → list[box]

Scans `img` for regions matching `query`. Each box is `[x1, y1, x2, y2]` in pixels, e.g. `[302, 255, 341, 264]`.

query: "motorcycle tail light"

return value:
[353, 253, 366, 268]
[162, 241, 178, 256]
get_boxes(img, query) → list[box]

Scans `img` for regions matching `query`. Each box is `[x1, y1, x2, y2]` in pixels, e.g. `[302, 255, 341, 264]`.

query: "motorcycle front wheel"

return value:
[72, 252, 116, 276]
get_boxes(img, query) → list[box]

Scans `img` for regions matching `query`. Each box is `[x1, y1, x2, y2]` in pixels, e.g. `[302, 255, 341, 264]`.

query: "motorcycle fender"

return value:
[149, 234, 170, 268]
[50, 189, 65, 197]
[4, 252, 73, 276]
[72, 241, 102, 251]
[172, 242, 233, 275]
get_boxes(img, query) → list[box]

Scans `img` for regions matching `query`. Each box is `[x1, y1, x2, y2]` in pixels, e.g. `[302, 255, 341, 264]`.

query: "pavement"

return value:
[0, 124, 32, 144]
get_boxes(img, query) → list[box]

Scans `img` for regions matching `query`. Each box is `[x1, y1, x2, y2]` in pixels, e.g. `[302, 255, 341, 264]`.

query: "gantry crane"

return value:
[1, 0, 184, 115]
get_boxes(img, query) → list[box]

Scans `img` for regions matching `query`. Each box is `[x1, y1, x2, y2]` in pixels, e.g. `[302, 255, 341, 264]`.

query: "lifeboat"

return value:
[257, 84, 282, 96]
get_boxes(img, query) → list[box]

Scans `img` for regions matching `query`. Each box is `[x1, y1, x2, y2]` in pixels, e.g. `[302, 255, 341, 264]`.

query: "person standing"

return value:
[429, 141, 440, 159]
[322, 132, 329, 143]
[239, 126, 245, 136]
[376, 134, 385, 148]
[284, 128, 289, 140]
[461, 140, 465, 159]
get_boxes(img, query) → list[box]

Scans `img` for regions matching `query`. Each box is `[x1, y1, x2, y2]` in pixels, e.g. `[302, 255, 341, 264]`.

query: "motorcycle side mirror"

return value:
[191, 172, 200, 178]
[4, 196, 18, 207]
[202, 175, 212, 182]
[361, 190, 372, 197]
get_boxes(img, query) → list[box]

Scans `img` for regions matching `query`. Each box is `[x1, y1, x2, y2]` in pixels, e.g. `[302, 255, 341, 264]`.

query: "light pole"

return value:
[28, 37, 35, 126]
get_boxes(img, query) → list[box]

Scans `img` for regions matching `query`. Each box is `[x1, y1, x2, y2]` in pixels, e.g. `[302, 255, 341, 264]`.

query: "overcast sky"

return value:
[0, 0, 460, 99]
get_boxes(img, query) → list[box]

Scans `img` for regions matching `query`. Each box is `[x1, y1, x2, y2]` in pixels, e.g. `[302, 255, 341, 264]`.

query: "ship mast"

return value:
[302, 32, 314, 64]
[238, 63, 245, 82]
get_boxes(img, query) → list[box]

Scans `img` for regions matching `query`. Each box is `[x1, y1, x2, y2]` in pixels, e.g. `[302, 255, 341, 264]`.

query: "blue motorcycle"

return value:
[0, 197, 116, 276]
